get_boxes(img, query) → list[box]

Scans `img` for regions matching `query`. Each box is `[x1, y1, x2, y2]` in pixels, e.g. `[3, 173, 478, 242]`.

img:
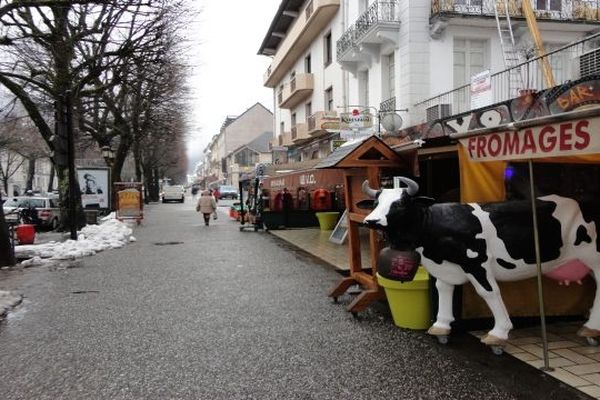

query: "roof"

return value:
[258, 0, 305, 56]
[314, 139, 365, 169]
[229, 131, 273, 157]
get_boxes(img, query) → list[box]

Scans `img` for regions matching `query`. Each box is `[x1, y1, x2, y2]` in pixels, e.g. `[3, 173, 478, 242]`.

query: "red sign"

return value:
[460, 117, 599, 162]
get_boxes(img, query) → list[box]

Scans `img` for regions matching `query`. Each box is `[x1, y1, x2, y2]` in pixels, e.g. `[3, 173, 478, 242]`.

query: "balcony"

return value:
[413, 32, 600, 124]
[291, 122, 311, 144]
[307, 111, 339, 137]
[279, 73, 314, 109]
[380, 96, 396, 113]
[336, 0, 400, 68]
[431, 0, 600, 23]
[263, 0, 340, 88]
[277, 131, 293, 147]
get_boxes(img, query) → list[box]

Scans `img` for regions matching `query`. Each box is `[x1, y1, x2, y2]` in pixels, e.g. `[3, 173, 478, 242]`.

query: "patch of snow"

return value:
[0, 290, 22, 317]
[14, 218, 134, 265]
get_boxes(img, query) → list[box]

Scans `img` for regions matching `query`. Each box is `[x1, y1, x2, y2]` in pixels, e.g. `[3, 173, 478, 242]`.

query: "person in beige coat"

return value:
[196, 190, 217, 226]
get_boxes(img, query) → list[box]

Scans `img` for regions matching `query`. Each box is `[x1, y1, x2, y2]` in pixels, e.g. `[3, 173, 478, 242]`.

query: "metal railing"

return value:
[431, 0, 600, 21]
[337, 1, 399, 59]
[414, 32, 600, 123]
[380, 96, 396, 112]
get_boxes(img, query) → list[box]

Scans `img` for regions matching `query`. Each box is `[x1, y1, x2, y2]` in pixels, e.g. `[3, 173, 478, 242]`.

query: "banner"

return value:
[470, 69, 493, 109]
[459, 116, 599, 162]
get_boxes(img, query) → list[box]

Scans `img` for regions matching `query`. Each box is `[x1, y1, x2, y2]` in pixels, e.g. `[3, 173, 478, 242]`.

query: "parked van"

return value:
[161, 185, 185, 203]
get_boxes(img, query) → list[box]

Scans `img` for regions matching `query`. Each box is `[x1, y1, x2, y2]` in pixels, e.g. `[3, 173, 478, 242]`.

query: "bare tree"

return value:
[0, 0, 187, 228]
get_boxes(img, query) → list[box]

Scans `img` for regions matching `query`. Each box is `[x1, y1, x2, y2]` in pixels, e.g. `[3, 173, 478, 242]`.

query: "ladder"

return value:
[493, 0, 525, 96]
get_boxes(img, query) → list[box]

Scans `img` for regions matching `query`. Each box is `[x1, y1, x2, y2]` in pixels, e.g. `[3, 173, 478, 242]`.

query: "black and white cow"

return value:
[361, 177, 600, 344]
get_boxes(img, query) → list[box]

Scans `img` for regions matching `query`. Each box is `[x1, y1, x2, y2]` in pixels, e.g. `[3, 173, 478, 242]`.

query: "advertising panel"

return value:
[77, 167, 110, 209]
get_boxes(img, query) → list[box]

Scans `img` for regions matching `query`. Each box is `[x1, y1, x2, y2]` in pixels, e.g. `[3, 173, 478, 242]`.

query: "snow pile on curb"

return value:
[15, 217, 136, 266]
[0, 290, 22, 318]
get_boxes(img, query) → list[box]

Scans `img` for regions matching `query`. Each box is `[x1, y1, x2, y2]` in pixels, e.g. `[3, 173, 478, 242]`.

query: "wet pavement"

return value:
[0, 198, 592, 399]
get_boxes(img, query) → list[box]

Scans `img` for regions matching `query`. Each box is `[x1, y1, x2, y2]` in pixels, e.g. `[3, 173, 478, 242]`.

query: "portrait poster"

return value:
[77, 168, 110, 209]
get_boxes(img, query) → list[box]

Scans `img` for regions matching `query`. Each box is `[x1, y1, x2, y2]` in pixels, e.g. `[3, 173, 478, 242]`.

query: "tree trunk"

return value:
[47, 162, 55, 193]
[26, 158, 35, 191]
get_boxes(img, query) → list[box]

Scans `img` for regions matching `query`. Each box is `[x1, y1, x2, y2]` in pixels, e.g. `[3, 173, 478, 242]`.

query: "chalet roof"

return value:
[315, 135, 415, 171]
[314, 139, 364, 169]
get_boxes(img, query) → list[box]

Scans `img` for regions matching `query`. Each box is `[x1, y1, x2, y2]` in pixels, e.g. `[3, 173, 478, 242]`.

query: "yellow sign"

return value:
[117, 189, 141, 218]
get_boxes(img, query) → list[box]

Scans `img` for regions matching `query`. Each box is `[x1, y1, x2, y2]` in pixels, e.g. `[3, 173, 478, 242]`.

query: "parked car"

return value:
[218, 185, 238, 200]
[161, 185, 185, 203]
[2, 195, 61, 230]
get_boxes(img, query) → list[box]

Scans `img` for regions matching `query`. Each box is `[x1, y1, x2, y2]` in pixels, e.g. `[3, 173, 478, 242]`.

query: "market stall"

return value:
[450, 105, 600, 365]
[316, 136, 418, 315]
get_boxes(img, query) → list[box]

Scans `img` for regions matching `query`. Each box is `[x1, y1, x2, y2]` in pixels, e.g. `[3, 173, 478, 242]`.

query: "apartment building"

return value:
[259, 0, 344, 164]
[204, 103, 273, 186]
[0, 151, 55, 196]
[260, 0, 600, 165]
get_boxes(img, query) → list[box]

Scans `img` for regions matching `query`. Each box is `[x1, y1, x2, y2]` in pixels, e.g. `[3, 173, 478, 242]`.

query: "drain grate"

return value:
[153, 241, 184, 246]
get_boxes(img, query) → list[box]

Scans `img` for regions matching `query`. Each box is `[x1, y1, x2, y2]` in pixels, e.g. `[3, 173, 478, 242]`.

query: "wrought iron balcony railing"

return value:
[431, 0, 600, 22]
[337, 1, 399, 59]
[380, 96, 396, 113]
[413, 31, 600, 123]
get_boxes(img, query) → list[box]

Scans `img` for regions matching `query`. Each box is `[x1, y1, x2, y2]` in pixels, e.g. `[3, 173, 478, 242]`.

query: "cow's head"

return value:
[360, 177, 419, 228]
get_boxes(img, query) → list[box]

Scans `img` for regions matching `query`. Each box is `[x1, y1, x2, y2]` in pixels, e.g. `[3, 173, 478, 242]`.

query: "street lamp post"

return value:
[101, 144, 115, 209]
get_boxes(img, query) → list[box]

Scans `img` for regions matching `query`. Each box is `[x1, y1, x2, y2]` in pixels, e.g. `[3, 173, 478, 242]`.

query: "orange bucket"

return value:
[16, 224, 36, 245]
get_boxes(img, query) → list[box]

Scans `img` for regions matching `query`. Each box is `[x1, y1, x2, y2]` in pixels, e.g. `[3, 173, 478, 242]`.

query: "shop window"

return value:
[505, 163, 600, 202]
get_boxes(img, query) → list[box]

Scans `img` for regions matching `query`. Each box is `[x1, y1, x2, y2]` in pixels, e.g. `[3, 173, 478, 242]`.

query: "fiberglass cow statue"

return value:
[361, 177, 600, 347]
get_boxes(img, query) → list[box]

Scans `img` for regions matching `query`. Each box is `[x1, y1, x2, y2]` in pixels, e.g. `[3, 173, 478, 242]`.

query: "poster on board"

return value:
[77, 167, 110, 209]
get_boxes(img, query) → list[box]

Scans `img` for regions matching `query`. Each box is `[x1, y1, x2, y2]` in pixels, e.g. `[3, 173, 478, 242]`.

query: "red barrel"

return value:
[16, 224, 36, 245]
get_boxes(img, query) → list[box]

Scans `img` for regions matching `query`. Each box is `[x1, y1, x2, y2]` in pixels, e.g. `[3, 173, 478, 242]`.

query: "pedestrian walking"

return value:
[196, 190, 217, 226]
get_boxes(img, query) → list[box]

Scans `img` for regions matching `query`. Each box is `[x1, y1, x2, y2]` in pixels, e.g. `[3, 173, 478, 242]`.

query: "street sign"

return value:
[331, 139, 347, 151]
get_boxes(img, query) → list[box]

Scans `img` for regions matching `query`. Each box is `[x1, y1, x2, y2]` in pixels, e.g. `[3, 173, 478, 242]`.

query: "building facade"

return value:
[260, 0, 600, 164]
[203, 103, 273, 186]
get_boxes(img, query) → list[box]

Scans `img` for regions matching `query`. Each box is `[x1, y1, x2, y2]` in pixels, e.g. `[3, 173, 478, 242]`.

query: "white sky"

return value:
[185, 0, 282, 168]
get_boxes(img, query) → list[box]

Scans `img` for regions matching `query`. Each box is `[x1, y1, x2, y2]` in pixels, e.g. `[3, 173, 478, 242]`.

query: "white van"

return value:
[161, 185, 185, 203]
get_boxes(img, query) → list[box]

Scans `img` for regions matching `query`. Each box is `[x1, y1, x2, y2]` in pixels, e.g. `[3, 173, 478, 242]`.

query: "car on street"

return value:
[2, 195, 61, 230]
[161, 185, 185, 203]
[218, 185, 238, 200]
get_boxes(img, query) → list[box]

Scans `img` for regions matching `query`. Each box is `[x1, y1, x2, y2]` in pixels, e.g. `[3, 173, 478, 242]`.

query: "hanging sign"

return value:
[459, 116, 598, 162]
[470, 69, 493, 109]
[340, 110, 374, 130]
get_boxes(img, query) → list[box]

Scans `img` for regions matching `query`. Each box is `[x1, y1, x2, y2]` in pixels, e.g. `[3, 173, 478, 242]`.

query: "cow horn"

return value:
[361, 180, 378, 198]
[398, 177, 419, 196]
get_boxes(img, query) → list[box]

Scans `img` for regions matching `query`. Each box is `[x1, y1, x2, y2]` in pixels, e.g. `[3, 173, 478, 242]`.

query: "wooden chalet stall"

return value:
[315, 136, 418, 314]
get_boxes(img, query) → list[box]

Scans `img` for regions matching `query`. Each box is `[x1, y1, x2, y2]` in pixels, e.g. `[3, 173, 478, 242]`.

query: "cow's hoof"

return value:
[428, 326, 451, 337]
[436, 335, 449, 345]
[587, 337, 599, 347]
[481, 334, 506, 346]
[578, 326, 600, 338]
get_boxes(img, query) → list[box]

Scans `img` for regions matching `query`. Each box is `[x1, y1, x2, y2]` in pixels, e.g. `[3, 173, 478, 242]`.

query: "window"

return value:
[536, 0, 561, 11]
[325, 87, 333, 111]
[291, 112, 297, 127]
[305, 102, 312, 121]
[384, 53, 395, 99]
[280, 121, 285, 134]
[453, 38, 487, 87]
[305, 54, 311, 73]
[324, 32, 332, 66]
